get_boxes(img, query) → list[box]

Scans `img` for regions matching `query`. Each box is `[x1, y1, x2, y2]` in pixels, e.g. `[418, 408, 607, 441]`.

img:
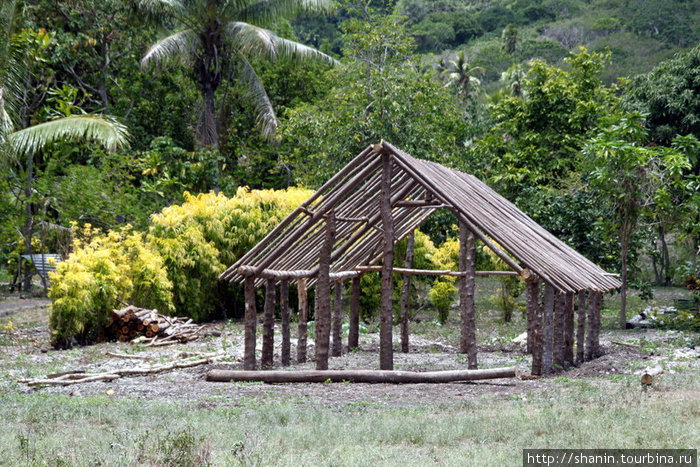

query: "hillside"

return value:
[294, 0, 700, 84]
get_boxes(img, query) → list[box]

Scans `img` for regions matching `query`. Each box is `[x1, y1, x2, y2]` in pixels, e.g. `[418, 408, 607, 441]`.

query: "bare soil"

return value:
[1, 302, 698, 409]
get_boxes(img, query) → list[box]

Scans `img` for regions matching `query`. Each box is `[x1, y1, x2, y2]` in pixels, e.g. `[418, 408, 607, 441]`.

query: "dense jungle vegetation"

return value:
[1, 0, 699, 343]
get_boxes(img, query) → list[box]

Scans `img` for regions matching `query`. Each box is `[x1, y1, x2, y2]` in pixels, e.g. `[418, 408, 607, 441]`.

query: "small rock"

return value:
[512, 332, 528, 347]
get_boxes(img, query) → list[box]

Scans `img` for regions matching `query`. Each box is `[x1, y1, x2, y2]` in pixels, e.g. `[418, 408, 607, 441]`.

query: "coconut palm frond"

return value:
[137, 0, 185, 20]
[227, 22, 337, 65]
[141, 29, 198, 68]
[238, 55, 278, 142]
[10, 115, 130, 155]
[237, 0, 334, 27]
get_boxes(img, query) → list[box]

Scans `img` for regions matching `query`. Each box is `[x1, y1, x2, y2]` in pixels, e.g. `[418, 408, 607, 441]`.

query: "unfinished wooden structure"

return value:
[219, 142, 621, 375]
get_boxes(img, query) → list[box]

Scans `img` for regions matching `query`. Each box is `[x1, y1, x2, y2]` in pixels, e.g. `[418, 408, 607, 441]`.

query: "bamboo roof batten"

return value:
[220, 142, 622, 294]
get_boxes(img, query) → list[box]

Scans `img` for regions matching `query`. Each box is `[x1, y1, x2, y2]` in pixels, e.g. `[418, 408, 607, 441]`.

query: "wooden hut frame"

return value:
[220, 141, 621, 375]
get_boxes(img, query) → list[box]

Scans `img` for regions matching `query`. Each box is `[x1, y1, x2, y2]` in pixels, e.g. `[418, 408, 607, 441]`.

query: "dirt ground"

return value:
[1, 299, 699, 409]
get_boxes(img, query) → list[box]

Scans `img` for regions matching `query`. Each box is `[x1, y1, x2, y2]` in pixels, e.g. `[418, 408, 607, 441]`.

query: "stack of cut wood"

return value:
[107, 305, 204, 345]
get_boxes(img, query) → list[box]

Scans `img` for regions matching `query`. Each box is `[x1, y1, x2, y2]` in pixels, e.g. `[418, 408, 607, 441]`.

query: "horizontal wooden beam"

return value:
[237, 265, 361, 282]
[206, 366, 517, 384]
[354, 266, 520, 277]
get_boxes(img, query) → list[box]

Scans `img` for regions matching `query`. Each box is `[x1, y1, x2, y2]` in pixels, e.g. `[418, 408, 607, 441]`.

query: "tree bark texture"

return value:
[261, 279, 276, 369]
[459, 221, 477, 369]
[207, 367, 517, 384]
[528, 279, 543, 376]
[315, 211, 335, 370]
[280, 280, 290, 366]
[332, 281, 343, 357]
[553, 292, 565, 370]
[243, 276, 257, 370]
[379, 153, 394, 370]
[348, 276, 361, 350]
[585, 291, 602, 360]
[576, 291, 586, 365]
[543, 283, 555, 375]
[564, 292, 575, 367]
[297, 279, 308, 364]
[400, 231, 415, 353]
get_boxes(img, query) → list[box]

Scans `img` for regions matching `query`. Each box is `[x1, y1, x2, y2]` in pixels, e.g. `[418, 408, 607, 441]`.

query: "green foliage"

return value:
[281, 13, 470, 186]
[428, 280, 456, 324]
[147, 188, 313, 320]
[483, 244, 524, 322]
[626, 0, 699, 47]
[48, 224, 173, 347]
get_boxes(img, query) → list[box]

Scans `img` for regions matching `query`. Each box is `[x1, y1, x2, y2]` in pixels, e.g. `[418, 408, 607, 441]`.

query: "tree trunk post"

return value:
[261, 279, 276, 369]
[297, 278, 308, 364]
[348, 276, 361, 350]
[400, 231, 415, 353]
[553, 292, 565, 371]
[564, 292, 575, 367]
[379, 153, 394, 370]
[528, 279, 543, 376]
[280, 280, 290, 366]
[459, 221, 478, 369]
[542, 283, 555, 375]
[576, 291, 586, 365]
[315, 211, 335, 370]
[585, 291, 602, 360]
[332, 280, 343, 357]
[243, 276, 257, 370]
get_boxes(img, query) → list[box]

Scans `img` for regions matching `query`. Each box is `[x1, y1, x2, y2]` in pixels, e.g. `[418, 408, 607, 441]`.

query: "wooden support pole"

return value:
[553, 292, 566, 370]
[542, 283, 555, 375]
[585, 291, 602, 360]
[379, 153, 394, 370]
[261, 279, 276, 369]
[564, 292, 575, 367]
[297, 278, 308, 363]
[576, 291, 586, 365]
[400, 231, 415, 353]
[348, 276, 361, 350]
[459, 221, 478, 369]
[207, 366, 517, 384]
[315, 211, 335, 370]
[332, 281, 343, 357]
[280, 280, 290, 367]
[243, 276, 257, 371]
[528, 279, 543, 376]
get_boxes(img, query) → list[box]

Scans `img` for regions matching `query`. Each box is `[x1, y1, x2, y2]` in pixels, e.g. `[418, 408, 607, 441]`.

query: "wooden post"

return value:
[564, 292, 574, 367]
[542, 283, 555, 375]
[459, 221, 477, 369]
[261, 279, 276, 369]
[528, 279, 543, 376]
[297, 278, 308, 363]
[400, 231, 415, 353]
[315, 211, 335, 370]
[332, 281, 343, 357]
[243, 276, 257, 371]
[553, 292, 565, 370]
[348, 276, 361, 350]
[379, 153, 394, 371]
[280, 280, 290, 366]
[576, 291, 586, 365]
[585, 291, 602, 360]
[526, 273, 536, 354]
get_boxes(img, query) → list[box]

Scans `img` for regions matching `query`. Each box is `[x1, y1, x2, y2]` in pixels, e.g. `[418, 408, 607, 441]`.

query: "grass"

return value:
[0, 372, 698, 466]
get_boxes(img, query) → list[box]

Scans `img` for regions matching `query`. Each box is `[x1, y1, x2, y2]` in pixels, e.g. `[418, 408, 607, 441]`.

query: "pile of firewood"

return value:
[107, 305, 205, 346]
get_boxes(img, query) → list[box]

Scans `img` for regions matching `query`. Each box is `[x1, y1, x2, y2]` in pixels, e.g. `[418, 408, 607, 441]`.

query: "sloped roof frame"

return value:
[220, 141, 621, 293]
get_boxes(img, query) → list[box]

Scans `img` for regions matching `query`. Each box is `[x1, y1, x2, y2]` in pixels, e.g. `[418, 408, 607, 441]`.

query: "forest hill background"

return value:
[2, 0, 700, 337]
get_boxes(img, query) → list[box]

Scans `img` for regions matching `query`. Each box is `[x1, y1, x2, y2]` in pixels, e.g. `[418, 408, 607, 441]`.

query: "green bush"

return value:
[49, 225, 173, 348]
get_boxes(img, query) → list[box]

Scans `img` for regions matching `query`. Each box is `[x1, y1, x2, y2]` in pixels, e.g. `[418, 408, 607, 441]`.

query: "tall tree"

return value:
[138, 0, 336, 150]
[0, 0, 129, 291]
[441, 51, 484, 100]
[582, 113, 692, 328]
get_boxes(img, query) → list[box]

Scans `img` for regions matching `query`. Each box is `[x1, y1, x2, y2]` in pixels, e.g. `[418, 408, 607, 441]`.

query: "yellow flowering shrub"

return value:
[49, 224, 173, 348]
[147, 187, 313, 320]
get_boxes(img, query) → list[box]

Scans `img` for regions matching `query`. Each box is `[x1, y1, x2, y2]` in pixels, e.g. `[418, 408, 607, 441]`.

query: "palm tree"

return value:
[441, 51, 484, 99]
[1, 0, 129, 291]
[138, 0, 336, 148]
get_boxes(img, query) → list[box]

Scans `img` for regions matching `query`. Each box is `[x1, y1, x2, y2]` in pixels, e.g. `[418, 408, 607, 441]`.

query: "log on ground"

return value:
[206, 366, 516, 384]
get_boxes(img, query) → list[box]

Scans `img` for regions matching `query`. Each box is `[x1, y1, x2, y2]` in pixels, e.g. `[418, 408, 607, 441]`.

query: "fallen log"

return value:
[206, 366, 517, 384]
